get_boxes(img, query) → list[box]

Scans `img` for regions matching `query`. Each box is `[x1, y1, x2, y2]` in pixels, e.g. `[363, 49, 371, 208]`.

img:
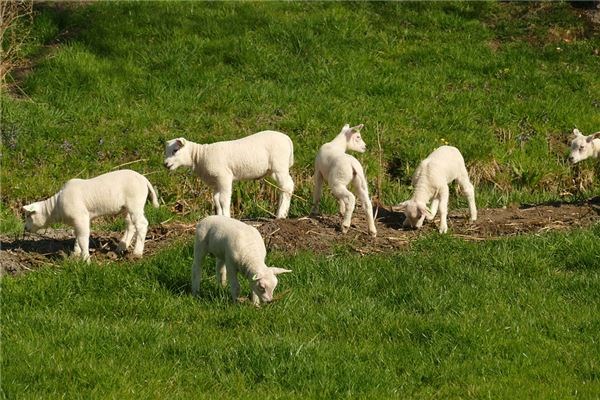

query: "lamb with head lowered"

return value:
[164, 130, 294, 218]
[192, 215, 292, 306]
[397, 145, 476, 234]
[22, 169, 159, 262]
[568, 128, 600, 164]
[311, 123, 377, 237]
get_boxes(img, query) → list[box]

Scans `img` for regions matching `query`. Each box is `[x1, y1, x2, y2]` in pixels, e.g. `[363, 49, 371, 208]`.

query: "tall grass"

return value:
[2, 2, 599, 229]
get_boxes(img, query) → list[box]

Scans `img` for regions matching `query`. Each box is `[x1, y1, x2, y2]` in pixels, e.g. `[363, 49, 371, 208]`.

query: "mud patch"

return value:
[1, 198, 599, 276]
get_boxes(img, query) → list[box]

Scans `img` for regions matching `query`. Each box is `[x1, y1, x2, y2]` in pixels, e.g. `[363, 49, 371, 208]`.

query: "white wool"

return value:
[569, 128, 600, 164]
[22, 169, 159, 262]
[311, 124, 377, 236]
[164, 131, 294, 218]
[398, 145, 477, 234]
[191, 215, 291, 306]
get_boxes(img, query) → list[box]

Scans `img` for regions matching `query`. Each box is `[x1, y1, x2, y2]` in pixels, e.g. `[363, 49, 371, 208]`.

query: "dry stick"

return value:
[111, 159, 149, 170]
[255, 202, 278, 218]
[261, 178, 308, 203]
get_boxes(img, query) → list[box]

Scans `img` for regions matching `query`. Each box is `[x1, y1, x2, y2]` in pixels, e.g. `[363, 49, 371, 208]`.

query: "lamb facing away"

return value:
[311, 124, 377, 237]
[22, 169, 159, 262]
[397, 145, 476, 234]
[164, 131, 294, 219]
[569, 128, 600, 164]
[192, 215, 292, 306]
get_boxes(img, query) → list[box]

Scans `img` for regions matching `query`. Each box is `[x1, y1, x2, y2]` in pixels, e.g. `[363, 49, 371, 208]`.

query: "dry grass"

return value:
[0, 0, 33, 88]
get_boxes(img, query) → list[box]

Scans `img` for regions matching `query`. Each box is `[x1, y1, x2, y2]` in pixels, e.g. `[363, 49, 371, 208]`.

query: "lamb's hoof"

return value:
[438, 227, 448, 234]
[341, 225, 350, 234]
[369, 230, 377, 238]
[131, 252, 143, 259]
[116, 243, 127, 255]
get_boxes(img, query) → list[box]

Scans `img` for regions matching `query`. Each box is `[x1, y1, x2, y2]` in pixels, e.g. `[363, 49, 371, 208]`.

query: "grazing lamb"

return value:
[22, 169, 159, 262]
[397, 145, 476, 234]
[164, 131, 294, 218]
[311, 124, 377, 237]
[192, 215, 292, 306]
[568, 128, 600, 164]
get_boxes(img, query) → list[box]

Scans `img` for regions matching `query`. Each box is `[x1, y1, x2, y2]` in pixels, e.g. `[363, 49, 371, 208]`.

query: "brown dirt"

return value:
[1, 198, 599, 277]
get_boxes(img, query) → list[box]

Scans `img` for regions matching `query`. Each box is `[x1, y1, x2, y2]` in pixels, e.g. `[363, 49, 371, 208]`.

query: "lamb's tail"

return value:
[146, 179, 160, 208]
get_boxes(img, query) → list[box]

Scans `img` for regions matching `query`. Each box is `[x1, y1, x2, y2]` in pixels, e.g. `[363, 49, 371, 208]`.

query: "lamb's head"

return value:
[341, 124, 366, 153]
[251, 267, 292, 303]
[569, 129, 599, 164]
[164, 138, 191, 171]
[22, 202, 49, 233]
[398, 200, 431, 229]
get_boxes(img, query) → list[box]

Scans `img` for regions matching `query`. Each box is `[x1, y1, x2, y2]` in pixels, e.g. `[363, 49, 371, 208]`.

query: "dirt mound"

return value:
[2, 198, 599, 276]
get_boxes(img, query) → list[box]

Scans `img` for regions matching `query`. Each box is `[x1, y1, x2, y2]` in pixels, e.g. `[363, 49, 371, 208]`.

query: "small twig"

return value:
[262, 178, 308, 203]
[111, 159, 148, 170]
[255, 202, 278, 218]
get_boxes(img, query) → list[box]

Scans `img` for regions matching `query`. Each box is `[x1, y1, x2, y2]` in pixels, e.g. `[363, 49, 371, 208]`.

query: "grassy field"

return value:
[3, 228, 600, 398]
[2, 2, 600, 398]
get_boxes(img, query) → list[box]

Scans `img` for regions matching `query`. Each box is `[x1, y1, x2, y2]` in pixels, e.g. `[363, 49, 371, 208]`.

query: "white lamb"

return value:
[192, 215, 292, 306]
[22, 169, 159, 262]
[568, 128, 600, 164]
[397, 145, 476, 234]
[311, 124, 377, 237]
[164, 131, 294, 218]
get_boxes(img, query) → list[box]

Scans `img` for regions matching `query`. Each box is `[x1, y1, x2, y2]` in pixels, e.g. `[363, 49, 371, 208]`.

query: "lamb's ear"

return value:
[351, 124, 364, 132]
[175, 138, 187, 148]
[270, 267, 292, 275]
[22, 204, 37, 214]
[573, 128, 583, 137]
[587, 132, 600, 142]
[418, 203, 432, 219]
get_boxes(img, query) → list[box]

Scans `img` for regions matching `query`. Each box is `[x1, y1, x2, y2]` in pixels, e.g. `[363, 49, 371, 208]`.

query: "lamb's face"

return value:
[400, 200, 429, 229]
[342, 124, 367, 153]
[22, 203, 48, 233]
[252, 267, 292, 304]
[164, 138, 188, 170]
[569, 133, 594, 164]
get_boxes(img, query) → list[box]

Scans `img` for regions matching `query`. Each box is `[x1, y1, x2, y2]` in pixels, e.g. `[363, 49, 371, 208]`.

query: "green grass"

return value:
[2, 2, 600, 398]
[3, 227, 600, 398]
[2, 1, 599, 225]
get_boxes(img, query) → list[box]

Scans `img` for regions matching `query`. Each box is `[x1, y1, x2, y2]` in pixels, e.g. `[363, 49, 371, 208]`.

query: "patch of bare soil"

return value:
[1, 198, 599, 276]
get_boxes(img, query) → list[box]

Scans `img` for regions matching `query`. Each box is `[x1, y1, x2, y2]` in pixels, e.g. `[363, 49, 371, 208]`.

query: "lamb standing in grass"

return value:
[568, 128, 600, 164]
[192, 215, 292, 306]
[311, 124, 377, 237]
[397, 145, 476, 234]
[22, 169, 159, 262]
[164, 131, 294, 218]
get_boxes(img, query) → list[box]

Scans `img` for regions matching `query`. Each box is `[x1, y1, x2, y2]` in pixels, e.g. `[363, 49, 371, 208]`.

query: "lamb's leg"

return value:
[117, 213, 136, 253]
[130, 212, 148, 257]
[458, 175, 477, 221]
[226, 265, 241, 302]
[310, 171, 324, 216]
[428, 198, 439, 221]
[352, 175, 376, 237]
[212, 192, 222, 216]
[215, 258, 227, 287]
[216, 179, 233, 218]
[191, 240, 207, 296]
[331, 184, 355, 234]
[273, 172, 294, 219]
[73, 218, 91, 263]
[437, 186, 450, 234]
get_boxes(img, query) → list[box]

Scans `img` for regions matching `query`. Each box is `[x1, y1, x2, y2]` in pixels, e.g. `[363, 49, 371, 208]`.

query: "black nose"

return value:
[163, 161, 169, 168]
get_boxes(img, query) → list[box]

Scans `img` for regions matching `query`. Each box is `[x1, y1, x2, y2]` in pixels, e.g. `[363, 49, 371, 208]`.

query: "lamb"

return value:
[311, 124, 377, 237]
[191, 215, 292, 306]
[22, 169, 159, 262]
[568, 128, 600, 164]
[397, 145, 476, 234]
[164, 131, 294, 219]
